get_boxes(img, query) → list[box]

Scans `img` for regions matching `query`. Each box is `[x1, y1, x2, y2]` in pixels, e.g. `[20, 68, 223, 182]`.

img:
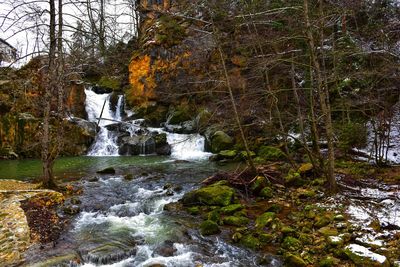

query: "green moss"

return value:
[257, 146, 286, 161]
[281, 226, 296, 236]
[182, 183, 235, 207]
[98, 76, 120, 90]
[318, 256, 336, 267]
[211, 131, 234, 153]
[240, 234, 261, 250]
[284, 253, 307, 267]
[187, 206, 200, 215]
[250, 176, 269, 194]
[255, 212, 275, 228]
[200, 220, 220, 236]
[259, 187, 273, 199]
[318, 227, 338, 237]
[314, 215, 332, 228]
[298, 163, 313, 175]
[167, 106, 191, 124]
[285, 169, 306, 187]
[282, 236, 302, 251]
[238, 150, 256, 160]
[220, 204, 243, 215]
[218, 150, 238, 159]
[223, 216, 249, 226]
[207, 210, 221, 223]
[259, 233, 274, 243]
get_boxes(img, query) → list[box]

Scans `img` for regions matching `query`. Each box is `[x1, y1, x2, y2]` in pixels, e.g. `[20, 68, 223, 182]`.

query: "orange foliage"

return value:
[128, 52, 191, 106]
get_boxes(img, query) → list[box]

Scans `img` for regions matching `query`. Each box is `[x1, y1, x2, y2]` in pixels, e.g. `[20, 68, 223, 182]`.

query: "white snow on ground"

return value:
[345, 244, 387, 264]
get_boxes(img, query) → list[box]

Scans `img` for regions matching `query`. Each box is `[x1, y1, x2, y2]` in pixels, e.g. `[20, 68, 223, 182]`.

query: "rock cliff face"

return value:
[0, 59, 94, 159]
[127, 0, 215, 108]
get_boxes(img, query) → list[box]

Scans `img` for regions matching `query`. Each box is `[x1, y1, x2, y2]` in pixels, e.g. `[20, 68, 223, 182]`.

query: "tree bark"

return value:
[303, 0, 337, 193]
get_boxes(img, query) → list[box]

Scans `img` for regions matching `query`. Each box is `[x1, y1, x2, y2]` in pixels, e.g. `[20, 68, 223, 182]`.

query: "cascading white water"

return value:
[85, 88, 211, 160]
[166, 133, 212, 161]
[85, 88, 122, 156]
[148, 127, 212, 161]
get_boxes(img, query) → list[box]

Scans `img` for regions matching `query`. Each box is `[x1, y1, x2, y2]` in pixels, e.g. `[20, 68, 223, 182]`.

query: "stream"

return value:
[1, 87, 399, 266]
[5, 87, 279, 266]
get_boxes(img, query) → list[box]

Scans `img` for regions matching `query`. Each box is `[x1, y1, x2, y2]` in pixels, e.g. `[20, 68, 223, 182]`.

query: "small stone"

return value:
[284, 252, 307, 267]
[282, 236, 302, 251]
[96, 167, 116, 174]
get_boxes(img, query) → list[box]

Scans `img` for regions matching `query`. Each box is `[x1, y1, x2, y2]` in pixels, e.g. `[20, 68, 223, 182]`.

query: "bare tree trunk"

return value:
[42, 0, 58, 189]
[304, 0, 337, 193]
[213, 24, 256, 172]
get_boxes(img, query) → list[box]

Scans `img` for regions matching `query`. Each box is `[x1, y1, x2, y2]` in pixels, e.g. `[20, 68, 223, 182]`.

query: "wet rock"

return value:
[182, 182, 235, 207]
[124, 174, 134, 180]
[83, 243, 137, 265]
[29, 253, 81, 267]
[200, 220, 220, 236]
[118, 136, 156, 155]
[344, 244, 389, 267]
[96, 167, 116, 174]
[153, 240, 176, 257]
[164, 202, 183, 213]
[156, 144, 172, 155]
[165, 189, 174, 196]
[63, 205, 80, 215]
[88, 176, 99, 182]
[210, 131, 234, 153]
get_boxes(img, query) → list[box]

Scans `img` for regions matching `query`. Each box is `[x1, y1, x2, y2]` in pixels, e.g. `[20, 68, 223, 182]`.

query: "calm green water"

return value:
[0, 156, 172, 180]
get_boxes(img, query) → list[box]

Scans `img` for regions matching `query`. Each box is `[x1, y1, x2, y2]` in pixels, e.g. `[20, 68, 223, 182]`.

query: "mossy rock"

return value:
[154, 133, 167, 147]
[284, 253, 307, 267]
[167, 106, 191, 125]
[182, 182, 235, 207]
[238, 150, 256, 160]
[223, 216, 249, 227]
[97, 76, 120, 90]
[187, 207, 200, 215]
[318, 226, 338, 237]
[257, 146, 286, 161]
[207, 210, 221, 223]
[250, 176, 269, 194]
[255, 212, 275, 228]
[282, 236, 302, 251]
[200, 220, 220, 236]
[297, 188, 316, 198]
[259, 233, 274, 243]
[281, 226, 296, 236]
[298, 163, 314, 176]
[327, 236, 343, 247]
[318, 256, 338, 267]
[240, 234, 261, 250]
[259, 187, 274, 199]
[266, 203, 282, 213]
[285, 169, 306, 187]
[220, 204, 243, 215]
[217, 150, 238, 160]
[344, 244, 389, 267]
[314, 215, 332, 228]
[96, 167, 116, 174]
[211, 131, 234, 153]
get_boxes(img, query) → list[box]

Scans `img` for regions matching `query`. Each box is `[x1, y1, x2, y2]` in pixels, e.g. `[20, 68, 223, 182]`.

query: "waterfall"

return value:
[85, 88, 212, 160]
[85, 88, 122, 156]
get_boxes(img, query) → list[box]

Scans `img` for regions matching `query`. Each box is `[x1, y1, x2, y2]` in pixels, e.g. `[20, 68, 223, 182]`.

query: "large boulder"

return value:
[118, 135, 156, 155]
[210, 131, 234, 153]
[182, 181, 235, 207]
[344, 244, 389, 267]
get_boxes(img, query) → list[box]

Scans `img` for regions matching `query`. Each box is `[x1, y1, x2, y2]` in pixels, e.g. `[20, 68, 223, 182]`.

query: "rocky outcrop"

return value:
[0, 113, 96, 158]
